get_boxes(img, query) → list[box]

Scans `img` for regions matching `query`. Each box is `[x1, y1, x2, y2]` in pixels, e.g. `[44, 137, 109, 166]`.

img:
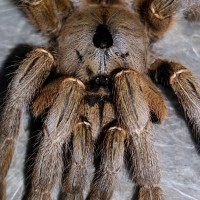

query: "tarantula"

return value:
[0, 0, 200, 199]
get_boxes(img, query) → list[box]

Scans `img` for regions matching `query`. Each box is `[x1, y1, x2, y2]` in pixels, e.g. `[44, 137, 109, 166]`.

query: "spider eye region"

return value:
[93, 24, 113, 49]
[94, 75, 110, 86]
[88, 75, 111, 91]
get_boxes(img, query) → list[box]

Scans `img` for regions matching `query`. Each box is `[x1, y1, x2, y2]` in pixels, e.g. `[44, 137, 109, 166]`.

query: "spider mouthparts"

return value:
[88, 75, 111, 91]
[94, 75, 110, 86]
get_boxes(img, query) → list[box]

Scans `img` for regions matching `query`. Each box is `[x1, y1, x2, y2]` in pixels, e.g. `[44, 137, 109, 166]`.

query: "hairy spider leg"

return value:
[61, 121, 93, 200]
[113, 69, 164, 200]
[150, 60, 200, 144]
[0, 48, 54, 200]
[87, 126, 126, 200]
[28, 77, 85, 200]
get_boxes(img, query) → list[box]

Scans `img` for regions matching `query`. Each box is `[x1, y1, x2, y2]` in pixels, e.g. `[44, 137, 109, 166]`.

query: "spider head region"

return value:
[93, 24, 113, 49]
[88, 75, 111, 91]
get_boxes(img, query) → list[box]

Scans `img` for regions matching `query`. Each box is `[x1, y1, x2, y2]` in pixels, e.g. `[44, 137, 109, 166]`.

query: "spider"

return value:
[0, 0, 200, 199]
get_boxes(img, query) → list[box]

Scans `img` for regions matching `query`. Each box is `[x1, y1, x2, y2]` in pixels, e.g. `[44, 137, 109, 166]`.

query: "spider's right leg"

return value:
[0, 48, 54, 200]
[136, 0, 181, 38]
[184, 4, 200, 22]
[113, 69, 164, 200]
[150, 59, 200, 143]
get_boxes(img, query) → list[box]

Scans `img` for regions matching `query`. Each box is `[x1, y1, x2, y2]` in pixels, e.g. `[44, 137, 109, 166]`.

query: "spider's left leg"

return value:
[60, 121, 93, 200]
[21, 0, 60, 34]
[28, 77, 85, 200]
[150, 59, 200, 143]
[32, 79, 92, 200]
[88, 126, 127, 200]
[113, 69, 167, 200]
[21, 0, 74, 34]
[0, 48, 54, 200]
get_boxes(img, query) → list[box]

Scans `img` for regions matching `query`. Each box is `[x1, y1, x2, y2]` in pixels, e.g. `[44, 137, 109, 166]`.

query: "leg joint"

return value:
[108, 126, 127, 139]
[62, 77, 86, 90]
[75, 121, 92, 128]
[114, 69, 138, 79]
[34, 48, 54, 61]
[22, 0, 43, 6]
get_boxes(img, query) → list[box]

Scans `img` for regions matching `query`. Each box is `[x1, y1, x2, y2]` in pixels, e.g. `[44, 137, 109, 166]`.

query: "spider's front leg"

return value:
[0, 48, 54, 200]
[113, 69, 167, 200]
[184, 3, 200, 22]
[21, 0, 71, 34]
[137, 0, 181, 38]
[150, 59, 200, 143]
[29, 77, 85, 200]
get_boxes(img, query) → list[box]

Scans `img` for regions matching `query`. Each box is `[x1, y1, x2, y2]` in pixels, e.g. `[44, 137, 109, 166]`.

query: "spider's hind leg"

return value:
[150, 59, 200, 144]
[0, 48, 54, 200]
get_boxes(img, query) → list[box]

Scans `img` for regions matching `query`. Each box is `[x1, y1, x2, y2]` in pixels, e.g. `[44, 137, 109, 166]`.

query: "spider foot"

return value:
[138, 0, 180, 35]
[60, 192, 83, 200]
[138, 186, 164, 200]
[150, 0, 181, 20]
[184, 4, 200, 22]
[0, 138, 14, 200]
[28, 190, 51, 200]
[21, 0, 61, 34]
[0, 180, 6, 200]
